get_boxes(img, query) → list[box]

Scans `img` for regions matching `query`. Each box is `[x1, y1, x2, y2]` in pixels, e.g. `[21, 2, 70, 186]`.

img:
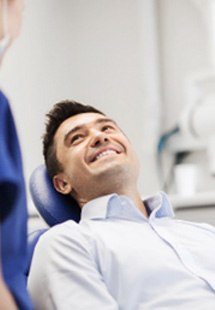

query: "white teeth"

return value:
[96, 150, 117, 161]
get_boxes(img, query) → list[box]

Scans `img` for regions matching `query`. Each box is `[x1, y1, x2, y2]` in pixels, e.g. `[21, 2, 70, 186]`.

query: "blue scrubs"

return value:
[0, 91, 32, 309]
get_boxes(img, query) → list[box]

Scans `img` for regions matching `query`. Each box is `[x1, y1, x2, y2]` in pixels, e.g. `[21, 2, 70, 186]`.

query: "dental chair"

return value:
[29, 164, 80, 226]
[26, 164, 81, 276]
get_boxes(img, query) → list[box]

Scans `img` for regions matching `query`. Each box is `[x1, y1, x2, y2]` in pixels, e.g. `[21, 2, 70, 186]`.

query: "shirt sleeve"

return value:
[28, 221, 119, 310]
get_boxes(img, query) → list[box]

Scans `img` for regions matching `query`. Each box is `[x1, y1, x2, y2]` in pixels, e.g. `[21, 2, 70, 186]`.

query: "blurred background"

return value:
[0, 0, 215, 229]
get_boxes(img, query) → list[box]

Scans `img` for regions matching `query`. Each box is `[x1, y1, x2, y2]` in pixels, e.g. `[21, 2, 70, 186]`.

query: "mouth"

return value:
[90, 147, 122, 163]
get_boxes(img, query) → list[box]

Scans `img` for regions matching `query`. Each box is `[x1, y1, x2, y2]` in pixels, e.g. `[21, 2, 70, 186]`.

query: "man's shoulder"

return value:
[174, 218, 215, 233]
[37, 220, 93, 251]
[41, 220, 81, 240]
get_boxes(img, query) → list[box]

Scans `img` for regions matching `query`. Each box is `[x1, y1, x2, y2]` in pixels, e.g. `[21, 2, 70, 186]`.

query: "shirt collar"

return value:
[81, 191, 175, 221]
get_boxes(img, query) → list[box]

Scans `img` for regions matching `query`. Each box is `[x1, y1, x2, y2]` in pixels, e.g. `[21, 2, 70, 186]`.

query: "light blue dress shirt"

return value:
[28, 192, 215, 309]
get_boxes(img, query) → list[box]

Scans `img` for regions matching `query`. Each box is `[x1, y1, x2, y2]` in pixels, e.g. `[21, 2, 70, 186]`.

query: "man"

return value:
[28, 100, 215, 309]
[0, 0, 32, 309]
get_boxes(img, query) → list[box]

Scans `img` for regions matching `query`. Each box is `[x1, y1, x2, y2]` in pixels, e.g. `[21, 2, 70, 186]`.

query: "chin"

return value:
[94, 163, 132, 181]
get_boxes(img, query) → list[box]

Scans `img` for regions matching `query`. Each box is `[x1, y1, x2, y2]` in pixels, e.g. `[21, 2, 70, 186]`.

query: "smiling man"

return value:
[28, 100, 215, 310]
[51, 107, 146, 216]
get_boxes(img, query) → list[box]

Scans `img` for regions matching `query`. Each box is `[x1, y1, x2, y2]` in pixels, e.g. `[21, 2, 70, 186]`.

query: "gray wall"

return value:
[1, 0, 214, 225]
[0, 0, 161, 213]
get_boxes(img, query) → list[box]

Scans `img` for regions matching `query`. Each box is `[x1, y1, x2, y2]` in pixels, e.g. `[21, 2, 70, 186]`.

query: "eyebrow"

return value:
[64, 117, 118, 144]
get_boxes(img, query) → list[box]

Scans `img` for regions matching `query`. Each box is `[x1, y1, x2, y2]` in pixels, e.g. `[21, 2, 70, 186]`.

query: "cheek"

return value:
[128, 145, 140, 171]
[63, 148, 86, 174]
[134, 154, 140, 173]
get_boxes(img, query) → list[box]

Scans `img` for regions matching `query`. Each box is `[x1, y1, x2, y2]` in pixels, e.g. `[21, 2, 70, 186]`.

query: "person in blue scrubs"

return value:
[0, 0, 32, 309]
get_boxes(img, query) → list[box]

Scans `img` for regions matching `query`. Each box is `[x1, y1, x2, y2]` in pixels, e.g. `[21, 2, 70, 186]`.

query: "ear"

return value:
[53, 173, 73, 195]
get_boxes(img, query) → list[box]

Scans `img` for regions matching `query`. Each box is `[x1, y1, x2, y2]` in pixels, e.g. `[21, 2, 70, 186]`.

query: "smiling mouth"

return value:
[96, 149, 118, 161]
[91, 149, 120, 163]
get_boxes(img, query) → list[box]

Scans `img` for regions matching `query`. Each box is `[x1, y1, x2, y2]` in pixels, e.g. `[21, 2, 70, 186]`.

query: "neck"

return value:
[117, 188, 148, 217]
[76, 185, 148, 218]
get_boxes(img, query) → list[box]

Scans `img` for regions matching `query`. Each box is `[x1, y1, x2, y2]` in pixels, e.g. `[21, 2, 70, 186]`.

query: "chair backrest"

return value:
[29, 164, 81, 226]
[26, 228, 48, 276]
[26, 165, 81, 276]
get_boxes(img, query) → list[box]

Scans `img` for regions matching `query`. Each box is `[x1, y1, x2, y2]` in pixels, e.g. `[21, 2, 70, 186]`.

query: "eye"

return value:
[102, 125, 115, 132]
[70, 134, 84, 145]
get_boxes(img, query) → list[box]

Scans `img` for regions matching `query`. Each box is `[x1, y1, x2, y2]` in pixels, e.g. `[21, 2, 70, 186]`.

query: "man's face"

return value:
[53, 112, 140, 201]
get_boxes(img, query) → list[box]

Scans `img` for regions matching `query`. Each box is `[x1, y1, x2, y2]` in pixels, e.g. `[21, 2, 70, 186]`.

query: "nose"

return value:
[90, 131, 109, 148]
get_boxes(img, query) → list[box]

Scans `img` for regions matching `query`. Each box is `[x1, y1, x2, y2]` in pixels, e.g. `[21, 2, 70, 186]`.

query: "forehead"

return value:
[64, 112, 108, 129]
[55, 112, 116, 141]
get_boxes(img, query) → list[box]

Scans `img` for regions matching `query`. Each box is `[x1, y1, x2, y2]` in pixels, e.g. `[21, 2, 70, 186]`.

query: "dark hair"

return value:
[43, 100, 105, 179]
